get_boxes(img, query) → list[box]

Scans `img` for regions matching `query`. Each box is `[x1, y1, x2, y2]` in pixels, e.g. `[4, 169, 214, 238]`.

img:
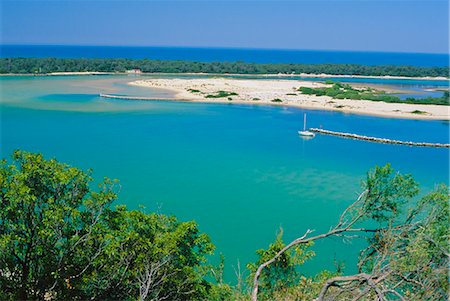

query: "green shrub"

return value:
[298, 81, 448, 105]
[205, 91, 238, 98]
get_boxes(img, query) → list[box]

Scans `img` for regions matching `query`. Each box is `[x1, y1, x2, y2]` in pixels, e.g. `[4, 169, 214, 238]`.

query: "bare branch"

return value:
[251, 190, 370, 301]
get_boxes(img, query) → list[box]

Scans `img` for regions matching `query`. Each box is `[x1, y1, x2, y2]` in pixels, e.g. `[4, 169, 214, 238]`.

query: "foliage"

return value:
[205, 91, 239, 98]
[1, 57, 448, 77]
[0, 151, 448, 300]
[0, 151, 214, 300]
[411, 110, 427, 114]
[269, 271, 339, 301]
[249, 164, 448, 301]
[82, 207, 214, 301]
[270, 98, 283, 102]
[354, 184, 449, 300]
[247, 229, 314, 298]
[362, 164, 419, 222]
[207, 254, 234, 301]
[404, 90, 450, 105]
[298, 82, 450, 106]
[0, 150, 116, 300]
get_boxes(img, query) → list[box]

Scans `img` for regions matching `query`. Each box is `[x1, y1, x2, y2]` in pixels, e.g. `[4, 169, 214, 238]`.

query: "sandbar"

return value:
[126, 78, 448, 120]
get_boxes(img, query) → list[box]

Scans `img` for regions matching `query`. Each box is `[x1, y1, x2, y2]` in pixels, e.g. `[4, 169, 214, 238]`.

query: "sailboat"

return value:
[298, 113, 315, 137]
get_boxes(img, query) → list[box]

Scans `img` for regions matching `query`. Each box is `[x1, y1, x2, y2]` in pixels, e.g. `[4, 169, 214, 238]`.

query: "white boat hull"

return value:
[298, 131, 315, 137]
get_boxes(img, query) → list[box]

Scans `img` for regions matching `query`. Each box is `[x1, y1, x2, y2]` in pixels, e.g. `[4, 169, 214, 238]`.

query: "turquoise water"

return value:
[1, 76, 449, 281]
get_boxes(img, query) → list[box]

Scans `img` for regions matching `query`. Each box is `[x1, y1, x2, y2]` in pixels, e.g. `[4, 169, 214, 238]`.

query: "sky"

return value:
[1, 0, 448, 53]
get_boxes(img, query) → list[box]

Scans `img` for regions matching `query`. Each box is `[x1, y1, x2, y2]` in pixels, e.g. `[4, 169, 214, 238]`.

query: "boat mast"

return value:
[303, 113, 307, 131]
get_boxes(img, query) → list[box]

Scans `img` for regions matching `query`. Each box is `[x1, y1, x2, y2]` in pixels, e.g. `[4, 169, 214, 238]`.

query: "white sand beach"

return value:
[129, 78, 449, 120]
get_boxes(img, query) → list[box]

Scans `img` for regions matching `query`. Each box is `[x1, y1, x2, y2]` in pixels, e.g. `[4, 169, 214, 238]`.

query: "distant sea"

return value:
[1, 45, 449, 67]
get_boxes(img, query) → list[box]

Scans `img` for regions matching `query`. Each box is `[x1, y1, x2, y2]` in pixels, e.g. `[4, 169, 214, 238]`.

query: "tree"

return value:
[0, 150, 116, 300]
[251, 164, 449, 301]
[246, 229, 314, 297]
[0, 151, 215, 300]
[82, 207, 215, 301]
[2, 151, 448, 300]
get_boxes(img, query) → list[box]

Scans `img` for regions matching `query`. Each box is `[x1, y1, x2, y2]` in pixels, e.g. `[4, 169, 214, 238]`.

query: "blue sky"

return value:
[1, 0, 448, 53]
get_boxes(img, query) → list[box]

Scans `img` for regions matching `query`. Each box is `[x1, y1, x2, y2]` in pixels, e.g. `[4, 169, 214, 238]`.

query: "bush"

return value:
[0, 151, 215, 301]
[205, 91, 238, 98]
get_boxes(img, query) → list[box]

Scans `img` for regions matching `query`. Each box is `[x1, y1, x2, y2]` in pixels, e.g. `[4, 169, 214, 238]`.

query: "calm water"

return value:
[1, 75, 449, 281]
[2, 45, 449, 66]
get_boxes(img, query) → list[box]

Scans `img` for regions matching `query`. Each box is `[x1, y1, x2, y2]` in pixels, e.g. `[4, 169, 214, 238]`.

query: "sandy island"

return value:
[128, 77, 449, 120]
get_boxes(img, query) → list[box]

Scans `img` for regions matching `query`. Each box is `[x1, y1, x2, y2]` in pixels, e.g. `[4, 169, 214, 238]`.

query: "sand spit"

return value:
[128, 78, 449, 120]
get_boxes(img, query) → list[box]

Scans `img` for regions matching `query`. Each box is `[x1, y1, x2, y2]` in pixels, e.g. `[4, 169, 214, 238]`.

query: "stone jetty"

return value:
[99, 93, 174, 101]
[309, 128, 450, 148]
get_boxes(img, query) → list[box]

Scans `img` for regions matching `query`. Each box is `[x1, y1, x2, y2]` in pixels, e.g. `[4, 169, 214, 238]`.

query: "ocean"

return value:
[1, 45, 449, 66]
[1, 75, 448, 281]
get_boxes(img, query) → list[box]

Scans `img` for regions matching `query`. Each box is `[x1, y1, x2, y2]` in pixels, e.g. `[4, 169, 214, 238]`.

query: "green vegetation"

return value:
[205, 91, 238, 98]
[187, 88, 201, 93]
[1, 57, 448, 77]
[247, 230, 316, 296]
[1, 151, 448, 300]
[271, 98, 283, 102]
[299, 82, 450, 106]
[411, 110, 427, 114]
[286, 93, 297, 96]
[248, 164, 449, 301]
[403, 92, 449, 105]
[0, 151, 214, 301]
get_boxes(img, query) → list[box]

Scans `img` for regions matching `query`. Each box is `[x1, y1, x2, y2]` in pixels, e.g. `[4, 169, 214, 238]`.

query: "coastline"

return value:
[127, 77, 450, 121]
[0, 71, 448, 81]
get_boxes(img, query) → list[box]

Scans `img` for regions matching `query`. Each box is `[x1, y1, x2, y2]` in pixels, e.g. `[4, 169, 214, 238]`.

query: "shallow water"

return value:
[1, 75, 448, 281]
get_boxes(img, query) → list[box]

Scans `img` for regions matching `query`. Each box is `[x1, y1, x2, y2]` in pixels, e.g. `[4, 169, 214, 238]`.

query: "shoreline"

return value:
[124, 77, 449, 121]
[101, 92, 449, 121]
[0, 71, 448, 81]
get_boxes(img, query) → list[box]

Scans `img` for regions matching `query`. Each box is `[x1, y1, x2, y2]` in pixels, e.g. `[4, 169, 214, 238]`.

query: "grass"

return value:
[205, 91, 238, 98]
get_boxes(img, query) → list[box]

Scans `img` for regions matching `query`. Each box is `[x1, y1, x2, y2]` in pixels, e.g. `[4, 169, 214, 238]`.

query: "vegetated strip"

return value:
[299, 82, 450, 106]
[0, 57, 448, 77]
[310, 128, 450, 148]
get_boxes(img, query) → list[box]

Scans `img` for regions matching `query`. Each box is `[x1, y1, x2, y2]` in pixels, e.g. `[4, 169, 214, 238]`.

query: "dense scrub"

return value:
[0, 57, 448, 77]
[299, 82, 450, 105]
[0, 151, 214, 301]
[1, 151, 448, 300]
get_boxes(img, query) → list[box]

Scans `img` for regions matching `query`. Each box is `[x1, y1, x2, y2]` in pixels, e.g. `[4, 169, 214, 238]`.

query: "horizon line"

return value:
[1, 43, 449, 56]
